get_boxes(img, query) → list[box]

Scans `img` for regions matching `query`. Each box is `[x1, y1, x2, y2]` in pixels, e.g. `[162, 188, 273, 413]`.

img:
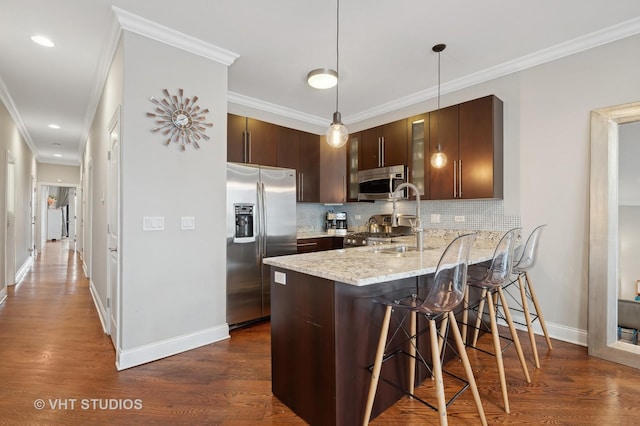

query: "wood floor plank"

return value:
[2, 239, 640, 424]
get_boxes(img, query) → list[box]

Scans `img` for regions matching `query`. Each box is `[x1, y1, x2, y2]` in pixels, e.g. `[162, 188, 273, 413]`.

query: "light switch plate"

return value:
[431, 214, 440, 223]
[181, 216, 195, 230]
[454, 215, 465, 222]
[274, 271, 286, 285]
[143, 216, 164, 231]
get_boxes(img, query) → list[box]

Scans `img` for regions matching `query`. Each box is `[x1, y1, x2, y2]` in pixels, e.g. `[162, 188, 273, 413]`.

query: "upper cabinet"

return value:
[429, 95, 503, 199]
[407, 113, 430, 199]
[320, 136, 347, 204]
[227, 114, 277, 166]
[346, 132, 360, 202]
[360, 119, 407, 170]
[277, 127, 320, 202]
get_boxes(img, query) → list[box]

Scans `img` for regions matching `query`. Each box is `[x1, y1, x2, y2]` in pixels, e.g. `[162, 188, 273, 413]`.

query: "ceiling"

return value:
[2, 1, 640, 166]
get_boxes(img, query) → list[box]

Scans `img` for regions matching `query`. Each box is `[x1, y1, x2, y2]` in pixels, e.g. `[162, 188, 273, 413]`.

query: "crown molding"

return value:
[233, 16, 640, 127]
[112, 6, 239, 66]
[228, 91, 329, 128]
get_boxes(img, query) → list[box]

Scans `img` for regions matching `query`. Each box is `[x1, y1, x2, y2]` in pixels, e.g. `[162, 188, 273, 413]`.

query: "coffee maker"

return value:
[335, 212, 347, 235]
[325, 211, 337, 234]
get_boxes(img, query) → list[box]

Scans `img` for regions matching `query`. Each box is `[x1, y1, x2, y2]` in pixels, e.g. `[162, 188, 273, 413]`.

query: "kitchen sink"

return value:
[370, 245, 435, 255]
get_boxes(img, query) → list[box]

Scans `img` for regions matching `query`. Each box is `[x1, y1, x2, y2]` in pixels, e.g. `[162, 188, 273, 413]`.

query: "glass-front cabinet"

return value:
[347, 132, 360, 201]
[408, 113, 429, 198]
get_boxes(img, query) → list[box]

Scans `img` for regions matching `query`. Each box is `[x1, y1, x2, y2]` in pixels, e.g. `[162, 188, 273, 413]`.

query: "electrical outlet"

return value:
[430, 214, 440, 223]
[454, 215, 465, 222]
[355, 215, 361, 220]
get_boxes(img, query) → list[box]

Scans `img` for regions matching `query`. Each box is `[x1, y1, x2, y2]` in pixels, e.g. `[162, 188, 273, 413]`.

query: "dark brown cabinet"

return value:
[360, 119, 408, 170]
[407, 113, 430, 199]
[428, 104, 459, 199]
[346, 132, 360, 202]
[227, 114, 277, 166]
[429, 95, 503, 199]
[277, 127, 320, 202]
[320, 136, 347, 203]
[297, 237, 343, 254]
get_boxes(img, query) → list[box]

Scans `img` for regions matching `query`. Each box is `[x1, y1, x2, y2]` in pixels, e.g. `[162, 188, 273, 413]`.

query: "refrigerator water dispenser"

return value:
[234, 204, 255, 243]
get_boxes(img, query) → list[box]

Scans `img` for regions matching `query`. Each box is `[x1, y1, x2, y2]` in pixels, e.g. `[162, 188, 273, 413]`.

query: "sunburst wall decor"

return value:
[146, 88, 213, 151]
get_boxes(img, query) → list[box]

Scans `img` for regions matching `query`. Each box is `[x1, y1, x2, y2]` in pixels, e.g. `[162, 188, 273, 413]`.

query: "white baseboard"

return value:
[89, 279, 108, 333]
[116, 324, 230, 371]
[497, 310, 587, 347]
[9, 256, 33, 286]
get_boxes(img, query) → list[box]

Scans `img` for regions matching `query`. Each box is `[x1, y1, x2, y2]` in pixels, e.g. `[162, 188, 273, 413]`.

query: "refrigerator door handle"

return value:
[260, 182, 267, 257]
[256, 182, 263, 261]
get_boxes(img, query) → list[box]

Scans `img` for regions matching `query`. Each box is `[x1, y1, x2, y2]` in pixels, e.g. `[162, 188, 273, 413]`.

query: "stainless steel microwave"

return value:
[357, 165, 407, 201]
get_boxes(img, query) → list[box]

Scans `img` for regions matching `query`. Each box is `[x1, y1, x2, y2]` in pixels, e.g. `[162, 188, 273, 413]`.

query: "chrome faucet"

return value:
[392, 182, 423, 251]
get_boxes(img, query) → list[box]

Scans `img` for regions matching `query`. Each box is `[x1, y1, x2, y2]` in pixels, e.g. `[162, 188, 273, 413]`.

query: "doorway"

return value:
[3, 154, 16, 301]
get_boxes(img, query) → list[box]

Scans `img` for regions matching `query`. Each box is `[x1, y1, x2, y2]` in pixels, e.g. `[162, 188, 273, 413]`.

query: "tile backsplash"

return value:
[297, 199, 520, 233]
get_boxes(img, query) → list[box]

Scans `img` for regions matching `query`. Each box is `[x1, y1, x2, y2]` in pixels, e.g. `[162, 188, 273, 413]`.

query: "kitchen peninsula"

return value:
[263, 235, 495, 425]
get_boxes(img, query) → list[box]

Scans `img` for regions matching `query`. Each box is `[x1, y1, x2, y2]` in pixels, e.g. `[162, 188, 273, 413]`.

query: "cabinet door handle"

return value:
[247, 132, 252, 163]
[242, 131, 247, 163]
[459, 160, 463, 198]
[300, 172, 304, 201]
[381, 136, 385, 166]
[378, 137, 382, 167]
[453, 160, 457, 198]
[297, 242, 318, 247]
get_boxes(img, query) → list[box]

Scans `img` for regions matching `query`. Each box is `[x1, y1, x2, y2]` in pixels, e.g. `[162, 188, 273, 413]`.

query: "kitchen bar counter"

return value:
[265, 233, 495, 285]
[266, 232, 499, 425]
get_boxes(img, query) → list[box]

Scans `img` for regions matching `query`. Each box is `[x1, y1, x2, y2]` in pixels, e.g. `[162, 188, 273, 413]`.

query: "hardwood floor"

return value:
[2, 240, 640, 425]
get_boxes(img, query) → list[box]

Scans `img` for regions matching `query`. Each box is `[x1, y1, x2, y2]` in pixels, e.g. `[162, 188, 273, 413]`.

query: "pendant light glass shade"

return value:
[325, 0, 348, 148]
[326, 112, 349, 148]
[430, 144, 447, 168]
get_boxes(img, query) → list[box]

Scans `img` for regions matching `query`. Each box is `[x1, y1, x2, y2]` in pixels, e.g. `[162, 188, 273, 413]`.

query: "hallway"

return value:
[0, 240, 297, 425]
[3, 241, 640, 424]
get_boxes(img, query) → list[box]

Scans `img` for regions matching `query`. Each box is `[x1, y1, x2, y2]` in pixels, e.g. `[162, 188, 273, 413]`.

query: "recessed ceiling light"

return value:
[31, 35, 55, 48]
[307, 68, 338, 89]
[48, 124, 60, 129]
[53, 154, 62, 157]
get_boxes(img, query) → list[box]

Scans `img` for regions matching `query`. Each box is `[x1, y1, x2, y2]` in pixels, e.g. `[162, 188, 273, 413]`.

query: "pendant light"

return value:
[430, 43, 447, 169]
[325, 0, 348, 148]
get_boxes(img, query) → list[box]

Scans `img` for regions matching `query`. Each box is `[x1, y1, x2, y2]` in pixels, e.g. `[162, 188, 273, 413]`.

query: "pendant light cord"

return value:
[335, 0, 340, 113]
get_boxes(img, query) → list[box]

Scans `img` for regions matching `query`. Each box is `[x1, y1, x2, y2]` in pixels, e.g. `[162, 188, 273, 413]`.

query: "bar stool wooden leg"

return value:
[428, 318, 448, 426]
[438, 315, 449, 355]
[525, 271, 553, 350]
[486, 290, 510, 413]
[472, 288, 488, 347]
[409, 311, 417, 395]
[363, 305, 392, 425]
[461, 287, 469, 344]
[497, 287, 531, 383]
[448, 311, 488, 426]
[518, 274, 540, 368]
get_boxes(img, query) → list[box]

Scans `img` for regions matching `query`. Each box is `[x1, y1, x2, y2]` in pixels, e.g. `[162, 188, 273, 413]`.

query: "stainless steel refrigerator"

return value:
[226, 162, 297, 327]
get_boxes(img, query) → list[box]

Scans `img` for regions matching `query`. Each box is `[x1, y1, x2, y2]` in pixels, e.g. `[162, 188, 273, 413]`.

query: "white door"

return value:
[5, 159, 16, 288]
[107, 110, 121, 350]
[3, 156, 16, 301]
[68, 188, 76, 251]
[30, 176, 36, 257]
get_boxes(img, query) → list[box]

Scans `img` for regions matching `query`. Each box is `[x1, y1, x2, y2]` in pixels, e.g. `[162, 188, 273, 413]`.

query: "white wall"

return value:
[118, 31, 228, 367]
[0, 101, 37, 286]
[84, 36, 124, 335]
[37, 163, 80, 184]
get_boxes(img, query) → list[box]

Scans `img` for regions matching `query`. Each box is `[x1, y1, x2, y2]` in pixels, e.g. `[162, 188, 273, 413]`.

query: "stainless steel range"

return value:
[344, 232, 411, 247]
[343, 214, 416, 247]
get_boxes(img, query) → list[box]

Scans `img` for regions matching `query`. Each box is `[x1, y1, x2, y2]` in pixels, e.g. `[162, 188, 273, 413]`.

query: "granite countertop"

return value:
[297, 231, 346, 239]
[264, 233, 497, 286]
